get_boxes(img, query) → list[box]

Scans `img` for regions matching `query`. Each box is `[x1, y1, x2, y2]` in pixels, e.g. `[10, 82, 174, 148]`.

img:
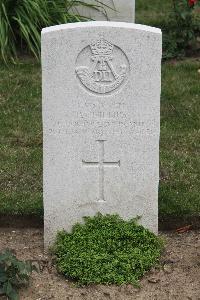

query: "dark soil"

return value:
[0, 228, 199, 300]
[1, 215, 200, 231]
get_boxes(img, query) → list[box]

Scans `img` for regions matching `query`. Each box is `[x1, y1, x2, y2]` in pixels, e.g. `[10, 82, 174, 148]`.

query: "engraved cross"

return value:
[82, 140, 120, 202]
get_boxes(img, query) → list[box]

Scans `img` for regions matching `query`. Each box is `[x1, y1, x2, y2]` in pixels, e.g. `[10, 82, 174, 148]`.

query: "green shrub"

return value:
[172, 0, 200, 52]
[54, 214, 163, 286]
[0, 249, 37, 300]
[0, 0, 106, 63]
[162, 0, 200, 59]
[137, 0, 200, 59]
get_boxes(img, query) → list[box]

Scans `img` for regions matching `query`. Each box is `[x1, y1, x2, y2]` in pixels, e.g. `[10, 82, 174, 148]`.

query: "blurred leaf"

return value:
[0, 249, 35, 299]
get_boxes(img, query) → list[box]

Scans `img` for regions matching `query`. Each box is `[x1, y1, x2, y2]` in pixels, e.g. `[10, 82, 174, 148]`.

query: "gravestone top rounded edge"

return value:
[42, 21, 162, 35]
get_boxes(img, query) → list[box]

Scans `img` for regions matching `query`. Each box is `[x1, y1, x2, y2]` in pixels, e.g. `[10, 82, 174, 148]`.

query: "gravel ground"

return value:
[0, 228, 199, 300]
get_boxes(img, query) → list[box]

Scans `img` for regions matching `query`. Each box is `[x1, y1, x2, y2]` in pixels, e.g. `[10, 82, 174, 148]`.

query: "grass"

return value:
[0, 61, 42, 216]
[136, 0, 172, 25]
[160, 59, 200, 217]
[0, 1, 199, 219]
[0, 58, 199, 218]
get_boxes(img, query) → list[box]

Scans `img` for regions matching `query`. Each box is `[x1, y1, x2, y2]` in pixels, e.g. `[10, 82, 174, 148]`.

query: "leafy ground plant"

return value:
[54, 214, 163, 286]
[0, 249, 37, 300]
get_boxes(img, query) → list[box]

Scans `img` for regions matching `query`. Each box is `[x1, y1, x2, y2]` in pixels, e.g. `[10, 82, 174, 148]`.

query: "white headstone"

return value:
[42, 22, 162, 247]
[73, 0, 135, 22]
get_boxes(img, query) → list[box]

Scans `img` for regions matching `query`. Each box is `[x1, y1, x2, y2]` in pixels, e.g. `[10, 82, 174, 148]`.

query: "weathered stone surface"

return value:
[73, 0, 135, 22]
[42, 22, 162, 247]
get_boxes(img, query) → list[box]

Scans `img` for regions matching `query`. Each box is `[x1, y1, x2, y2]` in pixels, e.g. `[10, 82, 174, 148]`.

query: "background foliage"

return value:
[0, 0, 199, 62]
[136, 0, 200, 59]
[0, 0, 105, 63]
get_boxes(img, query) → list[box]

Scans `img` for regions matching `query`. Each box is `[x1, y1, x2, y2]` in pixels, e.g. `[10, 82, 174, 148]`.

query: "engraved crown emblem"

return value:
[76, 37, 129, 95]
[90, 38, 114, 57]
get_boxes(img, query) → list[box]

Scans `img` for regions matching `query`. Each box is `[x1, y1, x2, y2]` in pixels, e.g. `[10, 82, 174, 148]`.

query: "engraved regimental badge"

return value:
[76, 37, 129, 95]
